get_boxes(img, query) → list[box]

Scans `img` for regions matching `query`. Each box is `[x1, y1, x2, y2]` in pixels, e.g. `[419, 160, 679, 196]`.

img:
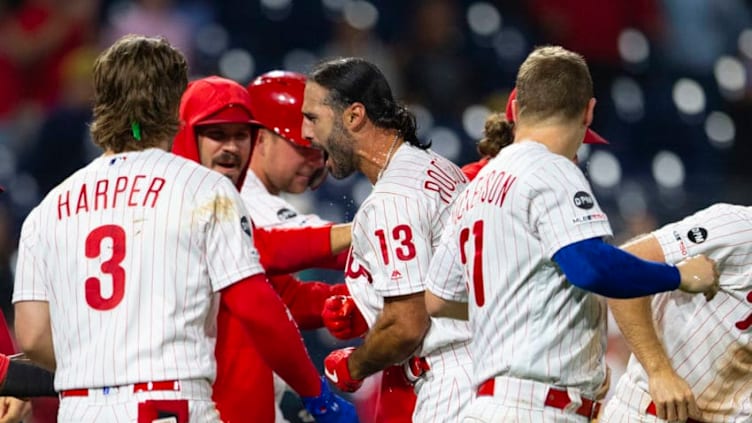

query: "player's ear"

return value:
[584, 98, 596, 128]
[344, 102, 366, 130]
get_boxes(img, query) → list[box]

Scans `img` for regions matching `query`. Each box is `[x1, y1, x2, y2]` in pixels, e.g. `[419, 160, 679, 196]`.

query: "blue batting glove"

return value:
[301, 376, 359, 423]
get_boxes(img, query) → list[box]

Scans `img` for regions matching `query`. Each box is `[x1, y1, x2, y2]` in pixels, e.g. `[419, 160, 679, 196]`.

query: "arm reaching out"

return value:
[220, 273, 359, 422]
[608, 234, 700, 421]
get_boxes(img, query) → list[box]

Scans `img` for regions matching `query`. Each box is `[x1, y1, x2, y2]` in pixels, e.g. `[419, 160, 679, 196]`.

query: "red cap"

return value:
[196, 104, 256, 126]
[505, 88, 608, 145]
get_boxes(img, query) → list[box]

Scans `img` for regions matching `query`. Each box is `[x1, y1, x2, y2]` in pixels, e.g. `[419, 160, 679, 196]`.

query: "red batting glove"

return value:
[321, 295, 368, 340]
[323, 347, 363, 393]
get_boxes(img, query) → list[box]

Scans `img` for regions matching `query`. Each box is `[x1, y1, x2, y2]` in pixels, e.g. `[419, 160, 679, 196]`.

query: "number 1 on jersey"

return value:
[85, 224, 126, 310]
[459, 220, 485, 307]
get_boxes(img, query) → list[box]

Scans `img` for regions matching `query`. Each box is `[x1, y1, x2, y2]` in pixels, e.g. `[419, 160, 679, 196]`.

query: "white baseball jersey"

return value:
[346, 143, 474, 422]
[13, 148, 264, 391]
[428, 141, 613, 395]
[603, 203, 752, 422]
[241, 170, 328, 227]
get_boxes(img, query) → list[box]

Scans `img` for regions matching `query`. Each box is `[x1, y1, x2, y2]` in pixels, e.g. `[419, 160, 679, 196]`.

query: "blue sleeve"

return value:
[552, 238, 680, 298]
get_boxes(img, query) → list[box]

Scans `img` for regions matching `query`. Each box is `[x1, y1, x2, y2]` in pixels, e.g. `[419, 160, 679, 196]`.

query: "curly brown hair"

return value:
[90, 35, 188, 153]
[477, 112, 515, 158]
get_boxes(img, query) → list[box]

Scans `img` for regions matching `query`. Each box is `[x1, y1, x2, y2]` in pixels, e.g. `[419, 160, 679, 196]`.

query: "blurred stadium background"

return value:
[1, 0, 751, 421]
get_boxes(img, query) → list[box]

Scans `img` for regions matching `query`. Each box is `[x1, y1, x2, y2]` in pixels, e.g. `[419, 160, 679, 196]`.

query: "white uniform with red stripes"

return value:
[241, 169, 329, 423]
[600, 203, 752, 423]
[428, 141, 613, 422]
[345, 143, 474, 423]
[13, 148, 264, 423]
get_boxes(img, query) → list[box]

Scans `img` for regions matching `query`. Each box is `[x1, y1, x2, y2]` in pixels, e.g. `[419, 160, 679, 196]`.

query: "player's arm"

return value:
[0, 355, 56, 397]
[13, 301, 55, 371]
[324, 292, 429, 391]
[268, 274, 348, 330]
[424, 291, 467, 320]
[425, 222, 468, 320]
[220, 273, 322, 397]
[552, 237, 719, 299]
[254, 223, 351, 275]
[608, 234, 700, 421]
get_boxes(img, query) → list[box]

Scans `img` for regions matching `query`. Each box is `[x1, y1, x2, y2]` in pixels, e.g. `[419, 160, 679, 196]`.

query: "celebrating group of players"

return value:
[4, 33, 750, 423]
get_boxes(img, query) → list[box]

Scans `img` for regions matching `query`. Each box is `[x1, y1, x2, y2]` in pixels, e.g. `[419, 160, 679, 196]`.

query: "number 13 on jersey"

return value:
[459, 220, 485, 307]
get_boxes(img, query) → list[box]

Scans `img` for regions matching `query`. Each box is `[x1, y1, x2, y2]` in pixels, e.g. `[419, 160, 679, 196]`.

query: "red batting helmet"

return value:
[247, 71, 310, 148]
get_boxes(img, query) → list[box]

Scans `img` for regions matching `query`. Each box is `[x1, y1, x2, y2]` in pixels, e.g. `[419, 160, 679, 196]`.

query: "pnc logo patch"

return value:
[573, 191, 594, 210]
[687, 227, 708, 244]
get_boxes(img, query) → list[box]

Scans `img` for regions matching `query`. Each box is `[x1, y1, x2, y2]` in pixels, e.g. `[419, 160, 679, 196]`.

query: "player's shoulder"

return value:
[684, 203, 752, 229]
[380, 146, 467, 194]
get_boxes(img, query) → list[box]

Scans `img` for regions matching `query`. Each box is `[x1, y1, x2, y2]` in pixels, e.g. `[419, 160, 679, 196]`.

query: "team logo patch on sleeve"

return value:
[240, 216, 252, 237]
[687, 227, 708, 244]
[276, 208, 298, 220]
[573, 191, 595, 209]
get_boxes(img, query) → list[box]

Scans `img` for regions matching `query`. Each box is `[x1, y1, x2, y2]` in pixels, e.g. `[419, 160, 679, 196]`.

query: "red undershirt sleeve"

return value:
[254, 225, 335, 275]
[220, 273, 321, 397]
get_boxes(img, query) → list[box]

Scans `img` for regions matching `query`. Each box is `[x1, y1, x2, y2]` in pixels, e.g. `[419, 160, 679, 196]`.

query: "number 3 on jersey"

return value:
[85, 224, 126, 310]
[459, 220, 485, 307]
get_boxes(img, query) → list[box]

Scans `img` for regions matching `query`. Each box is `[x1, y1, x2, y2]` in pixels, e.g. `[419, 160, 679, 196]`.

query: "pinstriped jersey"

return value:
[240, 170, 328, 227]
[13, 148, 264, 390]
[620, 203, 752, 421]
[428, 141, 613, 393]
[345, 144, 472, 355]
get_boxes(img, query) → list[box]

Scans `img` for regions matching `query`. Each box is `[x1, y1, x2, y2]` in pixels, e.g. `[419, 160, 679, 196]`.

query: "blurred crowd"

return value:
[1, 0, 752, 421]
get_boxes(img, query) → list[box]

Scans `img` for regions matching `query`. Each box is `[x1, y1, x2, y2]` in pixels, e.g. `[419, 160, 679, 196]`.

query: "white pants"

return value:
[58, 379, 220, 423]
[413, 342, 475, 423]
[460, 376, 595, 423]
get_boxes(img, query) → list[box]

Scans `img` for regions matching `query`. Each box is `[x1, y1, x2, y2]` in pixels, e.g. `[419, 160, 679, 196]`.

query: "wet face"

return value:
[196, 123, 253, 184]
[302, 82, 357, 179]
[256, 129, 325, 194]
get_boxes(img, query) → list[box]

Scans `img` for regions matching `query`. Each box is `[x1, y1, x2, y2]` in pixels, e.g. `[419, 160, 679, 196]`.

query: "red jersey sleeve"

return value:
[254, 225, 338, 275]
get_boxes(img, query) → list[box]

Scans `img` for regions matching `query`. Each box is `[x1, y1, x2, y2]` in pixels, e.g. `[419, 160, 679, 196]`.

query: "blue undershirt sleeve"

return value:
[552, 237, 680, 298]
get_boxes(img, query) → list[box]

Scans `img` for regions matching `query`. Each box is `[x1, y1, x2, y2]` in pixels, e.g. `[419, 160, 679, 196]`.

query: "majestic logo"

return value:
[573, 191, 594, 209]
[240, 216, 252, 237]
[687, 227, 708, 244]
[390, 270, 403, 280]
[277, 208, 298, 220]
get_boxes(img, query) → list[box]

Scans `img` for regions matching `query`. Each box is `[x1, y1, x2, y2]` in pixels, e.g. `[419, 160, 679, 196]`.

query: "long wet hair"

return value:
[309, 57, 427, 148]
[90, 35, 188, 153]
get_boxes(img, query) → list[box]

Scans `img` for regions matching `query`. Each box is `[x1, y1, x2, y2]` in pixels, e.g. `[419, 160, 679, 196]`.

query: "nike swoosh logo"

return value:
[324, 367, 339, 384]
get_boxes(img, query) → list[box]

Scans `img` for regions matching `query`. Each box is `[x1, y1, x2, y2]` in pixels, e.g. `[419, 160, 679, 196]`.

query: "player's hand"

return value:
[676, 255, 720, 300]
[323, 348, 363, 393]
[0, 396, 32, 423]
[647, 368, 700, 421]
[322, 296, 368, 340]
[300, 376, 359, 423]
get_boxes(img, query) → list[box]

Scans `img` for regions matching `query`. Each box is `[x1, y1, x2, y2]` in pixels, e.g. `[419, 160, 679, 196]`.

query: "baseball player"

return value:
[424, 45, 720, 422]
[245, 70, 351, 423]
[12, 36, 355, 423]
[302, 57, 475, 423]
[600, 203, 752, 423]
[171, 75, 357, 423]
